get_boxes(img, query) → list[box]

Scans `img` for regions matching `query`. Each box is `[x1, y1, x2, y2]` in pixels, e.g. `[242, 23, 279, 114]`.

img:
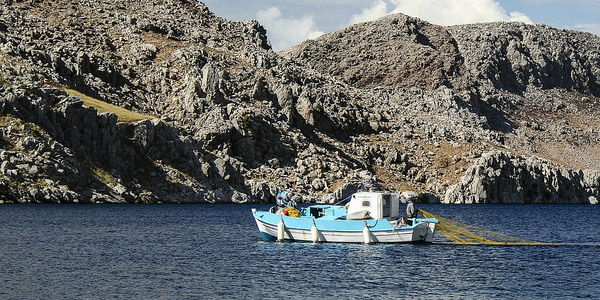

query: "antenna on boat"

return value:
[362, 180, 380, 192]
[362, 181, 372, 191]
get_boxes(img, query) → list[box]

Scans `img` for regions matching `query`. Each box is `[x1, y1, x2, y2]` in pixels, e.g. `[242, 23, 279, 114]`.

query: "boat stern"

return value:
[411, 218, 438, 242]
[424, 221, 436, 243]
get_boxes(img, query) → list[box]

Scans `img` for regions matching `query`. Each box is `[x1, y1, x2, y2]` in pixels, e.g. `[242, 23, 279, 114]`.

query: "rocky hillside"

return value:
[0, 0, 599, 203]
[282, 14, 467, 91]
[283, 14, 600, 204]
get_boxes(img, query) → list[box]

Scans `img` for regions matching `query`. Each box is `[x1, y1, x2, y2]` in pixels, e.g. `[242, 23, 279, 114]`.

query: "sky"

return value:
[202, 0, 600, 51]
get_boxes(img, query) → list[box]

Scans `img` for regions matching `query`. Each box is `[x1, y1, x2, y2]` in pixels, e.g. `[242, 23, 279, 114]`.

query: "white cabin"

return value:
[346, 191, 400, 220]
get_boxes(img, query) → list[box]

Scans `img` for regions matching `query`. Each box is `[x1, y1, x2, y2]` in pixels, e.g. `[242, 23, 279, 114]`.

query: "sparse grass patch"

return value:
[241, 114, 252, 129]
[90, 166, 120, 186]
[140, 32, 191, 63]
[0, 74, 10, 87]
[35, 178, 50, 188]
[161, 163, 201, 186]
[373, 165, 420, 192]
[60, 87, 156, 122]
[327, 179, 347, 193]
[0, 116, 24, 150]
[0, 116, 11, 127]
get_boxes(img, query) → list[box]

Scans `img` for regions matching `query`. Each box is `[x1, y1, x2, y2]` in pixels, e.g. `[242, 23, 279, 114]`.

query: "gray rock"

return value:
[445, 150, 600, 204]
[0, 1, 598, 205]
[0, 161, 8, 175]
[132, 43, 158, 61]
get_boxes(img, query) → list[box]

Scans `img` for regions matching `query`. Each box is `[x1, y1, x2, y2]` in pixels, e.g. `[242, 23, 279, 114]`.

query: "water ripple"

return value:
[0, 204, 599, 299]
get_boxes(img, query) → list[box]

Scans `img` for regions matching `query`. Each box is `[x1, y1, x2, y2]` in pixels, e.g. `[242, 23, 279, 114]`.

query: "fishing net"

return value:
[419, 209, 551, 245]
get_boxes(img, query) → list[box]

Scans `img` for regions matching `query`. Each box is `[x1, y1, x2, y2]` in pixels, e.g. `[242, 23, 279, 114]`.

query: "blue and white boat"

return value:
[252, 191, 438, 244]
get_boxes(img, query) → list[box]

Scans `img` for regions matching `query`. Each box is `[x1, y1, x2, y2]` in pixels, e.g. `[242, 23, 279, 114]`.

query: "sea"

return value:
[1, 204, 599, 299]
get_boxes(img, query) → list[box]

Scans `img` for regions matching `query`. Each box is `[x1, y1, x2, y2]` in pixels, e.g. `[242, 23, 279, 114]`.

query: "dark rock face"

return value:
[0, 85, 249, 203]
[0, 0, 376, 203]
[0, 1, 599, 204]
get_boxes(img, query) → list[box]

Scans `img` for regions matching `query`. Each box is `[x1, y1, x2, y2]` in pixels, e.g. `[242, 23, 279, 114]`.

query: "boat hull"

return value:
[252, 209, 436, 243]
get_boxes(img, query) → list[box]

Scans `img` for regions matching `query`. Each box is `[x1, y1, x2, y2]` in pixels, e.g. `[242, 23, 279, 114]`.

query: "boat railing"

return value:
[333, 194, 353, 206]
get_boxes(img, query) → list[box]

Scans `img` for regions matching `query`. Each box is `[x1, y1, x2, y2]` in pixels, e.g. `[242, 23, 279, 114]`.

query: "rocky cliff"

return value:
[284, 14, 600, 204]
[0, 0, 599, 203]
[445, 150, 600, 204]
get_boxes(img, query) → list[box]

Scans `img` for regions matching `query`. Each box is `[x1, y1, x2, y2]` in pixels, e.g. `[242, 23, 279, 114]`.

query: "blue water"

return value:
[1, 204, 599, 299]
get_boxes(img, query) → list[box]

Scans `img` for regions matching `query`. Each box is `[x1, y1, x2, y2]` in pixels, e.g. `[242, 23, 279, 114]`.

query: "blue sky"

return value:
[202, 0, 600, 51]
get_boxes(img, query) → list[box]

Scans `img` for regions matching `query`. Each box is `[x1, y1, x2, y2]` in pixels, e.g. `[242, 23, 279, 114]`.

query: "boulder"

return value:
[445, 150, 600, 204]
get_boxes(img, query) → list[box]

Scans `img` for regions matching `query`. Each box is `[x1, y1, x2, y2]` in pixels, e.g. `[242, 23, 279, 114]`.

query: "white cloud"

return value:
[508, 12, 534, 23]
[349, 0, 388, 25]
[256, 7, 325, 51]
[572, 23, 600, 36]
[343, 0, 534, 27]
[253, 0, 537, 51]
[388, 0, 533, 26]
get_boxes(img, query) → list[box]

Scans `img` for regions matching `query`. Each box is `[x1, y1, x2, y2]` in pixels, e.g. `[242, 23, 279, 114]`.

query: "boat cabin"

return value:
[307, 205, 347, 220]
[346, 191, 400, 220]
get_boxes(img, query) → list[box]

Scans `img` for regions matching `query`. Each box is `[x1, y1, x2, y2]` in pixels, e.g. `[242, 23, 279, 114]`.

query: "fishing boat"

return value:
[251, 191, 438, 244]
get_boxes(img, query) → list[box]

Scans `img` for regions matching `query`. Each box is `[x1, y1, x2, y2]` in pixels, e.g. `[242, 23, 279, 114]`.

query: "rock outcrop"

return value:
[0, 85, 250, 203]
[448, 22, 600, 96]
[281, 14, 466, 90]
[284, 15, 600, 96]
[282, 12, 600, 204]
[445, 150, 600, 204]
[0, 0, 599, 203]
